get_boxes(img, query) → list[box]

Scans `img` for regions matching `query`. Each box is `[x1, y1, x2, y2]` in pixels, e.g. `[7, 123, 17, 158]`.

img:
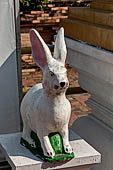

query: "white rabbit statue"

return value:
[21, 27, 73, 158]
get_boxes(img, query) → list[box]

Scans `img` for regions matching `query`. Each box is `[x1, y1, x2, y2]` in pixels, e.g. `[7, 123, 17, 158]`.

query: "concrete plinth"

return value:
[0, 130, 100, 170]
[65, 37, 113, 170]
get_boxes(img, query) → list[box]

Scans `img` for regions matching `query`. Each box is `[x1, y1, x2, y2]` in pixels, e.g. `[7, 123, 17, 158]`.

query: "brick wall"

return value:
[20, 0, 91, 46]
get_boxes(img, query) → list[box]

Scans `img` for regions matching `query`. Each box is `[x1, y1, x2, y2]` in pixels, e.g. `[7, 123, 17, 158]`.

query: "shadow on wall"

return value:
[0, 50, 20, 134]
[0, 0, 21, 134]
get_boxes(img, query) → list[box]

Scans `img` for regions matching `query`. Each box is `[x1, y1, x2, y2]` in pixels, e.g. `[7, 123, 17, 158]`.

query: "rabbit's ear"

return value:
[53, 27, 67, 65]
[30, 29, 52, 69]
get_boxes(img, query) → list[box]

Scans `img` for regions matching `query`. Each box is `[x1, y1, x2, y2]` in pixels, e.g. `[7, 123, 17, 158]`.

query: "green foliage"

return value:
[20, 0, 32, 7]
[20, 0, 48, 12]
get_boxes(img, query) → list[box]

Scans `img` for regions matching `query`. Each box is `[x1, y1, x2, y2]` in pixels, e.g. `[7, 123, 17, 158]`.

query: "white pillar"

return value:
[0, 0, 21, 161]
[0, 0, 21, 134]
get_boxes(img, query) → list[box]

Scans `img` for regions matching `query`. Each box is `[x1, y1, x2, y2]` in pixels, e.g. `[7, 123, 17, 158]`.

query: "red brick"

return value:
[75, 95, 91, 105]
[31, 11, 44, 14]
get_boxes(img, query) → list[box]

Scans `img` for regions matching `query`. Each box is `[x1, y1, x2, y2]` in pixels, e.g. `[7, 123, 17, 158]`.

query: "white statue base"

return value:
[0, 130, 100, 170]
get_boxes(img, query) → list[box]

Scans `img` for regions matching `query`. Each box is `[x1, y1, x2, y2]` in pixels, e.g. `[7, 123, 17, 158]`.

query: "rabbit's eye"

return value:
[50, 71, 54, 77]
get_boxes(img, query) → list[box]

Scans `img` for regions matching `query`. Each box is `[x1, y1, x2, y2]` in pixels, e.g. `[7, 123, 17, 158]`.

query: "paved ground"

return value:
[22, 54, 91, 127]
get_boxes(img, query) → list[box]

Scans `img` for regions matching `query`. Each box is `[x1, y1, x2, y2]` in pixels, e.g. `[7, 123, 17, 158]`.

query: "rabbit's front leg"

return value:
[38, 130, 55, 158]
[60, 125, 73, 153]
[22, 118, 36, 148]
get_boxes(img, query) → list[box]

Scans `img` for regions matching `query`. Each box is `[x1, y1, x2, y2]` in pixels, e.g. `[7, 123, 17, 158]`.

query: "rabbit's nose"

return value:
[60, 82, 65, 88]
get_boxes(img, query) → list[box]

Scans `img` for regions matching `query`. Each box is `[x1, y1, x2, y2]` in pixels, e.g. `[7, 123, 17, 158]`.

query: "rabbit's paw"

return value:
[22, 133, 36, 148]
[26, 137, 36, 148]
[30, 141, 36, 148]
[64, 143, 73, 153]
[44, 147, 55, 158]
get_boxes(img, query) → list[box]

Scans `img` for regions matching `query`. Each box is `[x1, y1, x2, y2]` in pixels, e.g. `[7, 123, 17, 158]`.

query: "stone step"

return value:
[69, 7, 113, 27]
[65, 31, 113, 170]
[90, 1, 113, 11]
[60, 18, 113, 51]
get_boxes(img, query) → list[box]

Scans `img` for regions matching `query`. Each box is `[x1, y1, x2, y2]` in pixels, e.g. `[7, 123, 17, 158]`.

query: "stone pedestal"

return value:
[64, 37, 113, 170]
[0, 130, 100, 170]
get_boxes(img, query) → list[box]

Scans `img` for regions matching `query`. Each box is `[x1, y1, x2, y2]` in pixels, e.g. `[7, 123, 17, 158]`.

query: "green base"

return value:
[20, 131, 74, 162]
